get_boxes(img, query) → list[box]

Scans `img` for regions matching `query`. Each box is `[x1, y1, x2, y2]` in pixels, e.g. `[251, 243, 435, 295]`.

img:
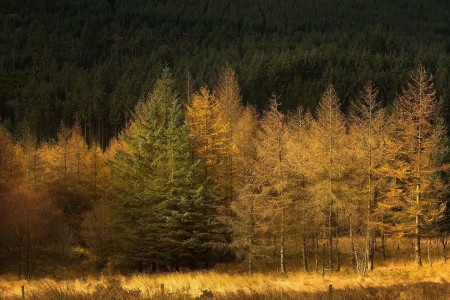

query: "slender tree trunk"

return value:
[302, 234, 309, 272]
[350, 215, 357, 269]
[328, 200, 333, 269]
[248, 200, 254, 275]
[280, 206, 286, 273]
[427, 239, 432, 268]
[415, 213, 422, 266]
[336, 237, 340, 272]
[381, 231, 386, 261]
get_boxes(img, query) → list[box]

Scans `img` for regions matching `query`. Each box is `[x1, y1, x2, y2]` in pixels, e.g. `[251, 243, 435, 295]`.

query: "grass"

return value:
[1, 261, 450, 299]
[1, 237, 450, 299]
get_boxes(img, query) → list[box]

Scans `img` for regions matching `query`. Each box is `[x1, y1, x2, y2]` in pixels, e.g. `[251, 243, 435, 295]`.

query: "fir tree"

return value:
[109, 69, 224, 271]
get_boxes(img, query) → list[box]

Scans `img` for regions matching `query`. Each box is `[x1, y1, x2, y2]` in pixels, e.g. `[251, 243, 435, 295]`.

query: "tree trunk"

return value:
[328, 201, 333, 269]
[280, 206, 286, 273]
[415, 214, 422, 266]
[302, 234, 308, 272]
[248, 201, 254, 275]
[415, 183, 422, 266]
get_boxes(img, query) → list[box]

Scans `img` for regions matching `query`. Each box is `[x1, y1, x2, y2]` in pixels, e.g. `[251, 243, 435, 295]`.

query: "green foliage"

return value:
[2, 0, 450, 143]
[109, 69, 224, 271]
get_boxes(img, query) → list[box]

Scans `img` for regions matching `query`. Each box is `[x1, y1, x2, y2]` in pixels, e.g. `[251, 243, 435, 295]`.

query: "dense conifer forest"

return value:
[2, 0, 450, 143]
[1, 0, 450, 277]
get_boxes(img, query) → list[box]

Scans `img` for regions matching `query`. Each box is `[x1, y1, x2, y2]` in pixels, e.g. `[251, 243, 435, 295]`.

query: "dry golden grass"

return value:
[1, 260, 450, 299]
[2, 237, 450, 299]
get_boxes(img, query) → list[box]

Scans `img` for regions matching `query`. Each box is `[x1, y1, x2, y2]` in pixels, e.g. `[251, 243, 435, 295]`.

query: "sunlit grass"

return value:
[2, 237, 450, 299]
[1, 261, 450, 299]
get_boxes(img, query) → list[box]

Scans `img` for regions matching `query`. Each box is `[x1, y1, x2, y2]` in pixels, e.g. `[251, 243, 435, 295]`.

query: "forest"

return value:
[1, 0, 450, 280]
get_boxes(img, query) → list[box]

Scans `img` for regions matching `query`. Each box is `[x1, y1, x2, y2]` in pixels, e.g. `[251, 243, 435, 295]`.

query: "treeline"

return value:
[2, 0, 450, 145]
[0, 65, 448, 277]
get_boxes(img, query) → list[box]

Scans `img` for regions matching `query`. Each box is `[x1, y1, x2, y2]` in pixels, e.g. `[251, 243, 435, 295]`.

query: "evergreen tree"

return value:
[109, 69, 224, 271]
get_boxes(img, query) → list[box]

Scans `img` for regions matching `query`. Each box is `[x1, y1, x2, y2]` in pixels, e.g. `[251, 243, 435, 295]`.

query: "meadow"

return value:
[2, 241, 450, 300]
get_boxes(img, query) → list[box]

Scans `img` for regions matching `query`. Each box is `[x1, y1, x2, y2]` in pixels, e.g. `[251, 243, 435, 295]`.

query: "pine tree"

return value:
[109, 69, 224, 271]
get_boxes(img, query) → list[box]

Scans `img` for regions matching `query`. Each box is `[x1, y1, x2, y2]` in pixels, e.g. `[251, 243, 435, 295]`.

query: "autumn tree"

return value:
[284, 108, 320, 272]
[213, 66, 244, 204]
[43, 122, 94, 237]
[80, 141, 111, 263]
[256, 97, 290, 273]
[0, 122, 24, 196]
[229, 105, 261, 274]
[379, 66, 447, 266]
[347, 82, 386, 273]
[18, 127, 49, 193]
[185, 87, 228, 183]
[309, 85, 348, 270]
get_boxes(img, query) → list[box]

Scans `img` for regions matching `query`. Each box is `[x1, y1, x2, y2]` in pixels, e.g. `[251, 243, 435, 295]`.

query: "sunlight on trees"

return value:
[0, 65, 449, 276]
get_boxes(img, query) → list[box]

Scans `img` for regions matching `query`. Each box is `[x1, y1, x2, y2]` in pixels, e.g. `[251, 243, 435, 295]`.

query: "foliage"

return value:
[3, 0, 450, 143]
[108, 69, 225, 271]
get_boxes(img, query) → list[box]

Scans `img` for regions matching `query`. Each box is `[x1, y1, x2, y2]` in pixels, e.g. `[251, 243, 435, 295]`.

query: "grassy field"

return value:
[2, 236, 450, 299]
[1, 261, 450, 299]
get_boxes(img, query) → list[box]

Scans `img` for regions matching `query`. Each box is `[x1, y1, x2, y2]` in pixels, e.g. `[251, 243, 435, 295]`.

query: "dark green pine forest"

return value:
[2, 0, 450, 144]
[2, 0, 450, 277]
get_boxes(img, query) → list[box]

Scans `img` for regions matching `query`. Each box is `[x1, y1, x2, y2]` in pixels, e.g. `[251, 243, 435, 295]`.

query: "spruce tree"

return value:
[109, 69, 224, 271]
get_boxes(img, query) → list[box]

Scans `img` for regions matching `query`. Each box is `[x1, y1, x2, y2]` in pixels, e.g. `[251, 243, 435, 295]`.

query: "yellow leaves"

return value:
[186, 86, 230, 169]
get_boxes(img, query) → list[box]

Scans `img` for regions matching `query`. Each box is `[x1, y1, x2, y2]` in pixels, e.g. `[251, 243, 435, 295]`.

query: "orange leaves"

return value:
[186, 87, 229, 169]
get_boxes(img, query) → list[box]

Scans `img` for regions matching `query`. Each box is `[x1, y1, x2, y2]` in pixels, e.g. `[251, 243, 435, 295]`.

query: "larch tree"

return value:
[43, 122, 93, 237]
[80, 141, 111, 261]
[310, 85, 347, 270]
[379, 66, 447, 266]
[285, 108, 319, 272]
[229, 105, 261, 274]
[256, 96, 290, 273]
[185, 87, 229, 183]
[19, 127, 45, 192]
[214, 66, 244, 204]
[348, 82, 386, 273]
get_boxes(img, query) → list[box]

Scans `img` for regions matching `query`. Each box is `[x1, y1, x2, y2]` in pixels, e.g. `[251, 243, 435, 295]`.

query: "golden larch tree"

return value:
[348, 82, 386, 273]
[379, 66, 447, 266]
[186, 87, 229, 182]
[214, 66, 244, 203]
[256, 96, 290, 273]
[309, 84, 348, 270]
